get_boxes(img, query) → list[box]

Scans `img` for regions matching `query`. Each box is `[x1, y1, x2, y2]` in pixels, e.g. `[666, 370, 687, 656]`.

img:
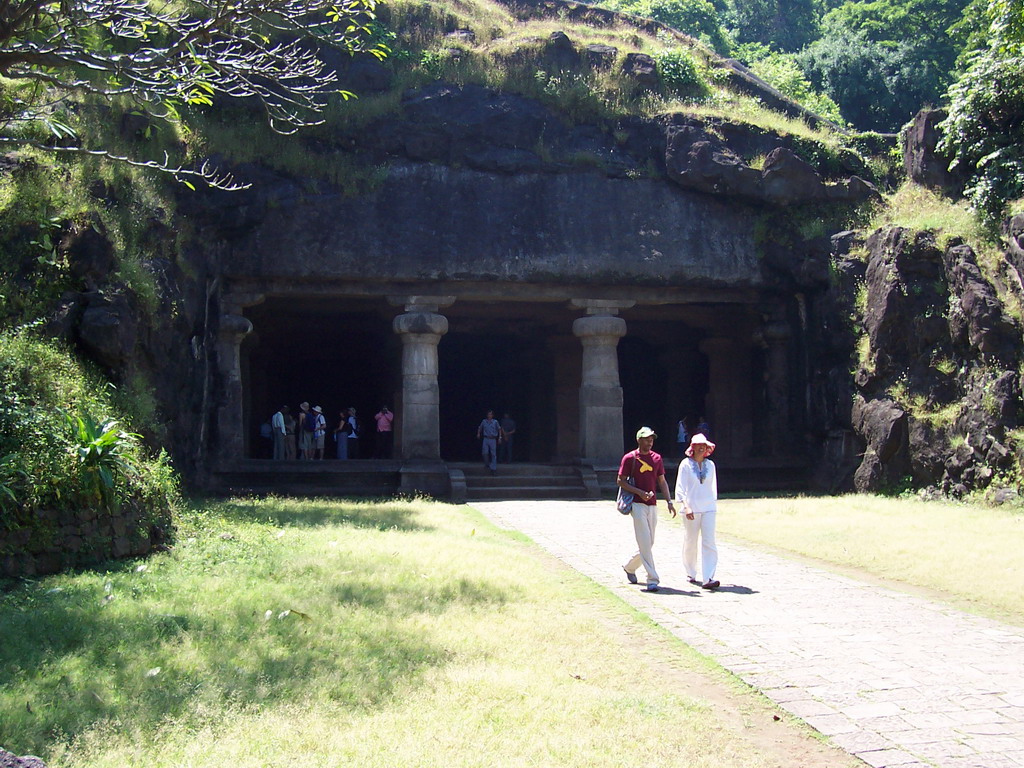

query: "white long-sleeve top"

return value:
[674, 458, 718, 514]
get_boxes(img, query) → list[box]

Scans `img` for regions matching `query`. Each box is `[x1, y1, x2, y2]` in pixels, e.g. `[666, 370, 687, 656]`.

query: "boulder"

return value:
[0, 749, 47, 768]
[620, 52, 659, 88]
[544, 31, 580, 70]
[76, 292, 138, 371]
[852, 397, 911, 492]
[665, 137, 761, 198]
[61, 215, 114, 287]
[585, 44, 618, 70]
[943, 244, 1018, 362]
[862, 228, 948, 378]
[760, 147, 825, 205]
[824, 175, 881, 205]
[902, 109, 963, 193]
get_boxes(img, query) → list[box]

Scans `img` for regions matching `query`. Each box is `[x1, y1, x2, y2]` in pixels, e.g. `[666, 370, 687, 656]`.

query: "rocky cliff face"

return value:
[29, 81, 1023, 499]
[832, 224, 1023, 498]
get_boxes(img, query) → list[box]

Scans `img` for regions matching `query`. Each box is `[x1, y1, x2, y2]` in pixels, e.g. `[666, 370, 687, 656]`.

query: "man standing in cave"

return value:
[477, 410, 503, 474]
[271, 405, 288, 460]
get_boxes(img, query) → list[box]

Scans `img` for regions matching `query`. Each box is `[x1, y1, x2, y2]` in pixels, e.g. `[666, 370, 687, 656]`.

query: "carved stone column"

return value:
[216, 311, 254, 463]
[390, 296, 454, 460]
[572, 300, 633, 466]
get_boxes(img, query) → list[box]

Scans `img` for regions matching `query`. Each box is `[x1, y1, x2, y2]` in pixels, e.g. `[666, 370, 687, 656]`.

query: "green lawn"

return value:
[716, 495, 1024, 624]
[0, 497, 854, 768]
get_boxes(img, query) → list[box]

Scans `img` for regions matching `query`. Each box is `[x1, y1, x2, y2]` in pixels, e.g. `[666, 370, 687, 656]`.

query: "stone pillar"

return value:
[699, 336, 753, 459]
[215, 305, 256, 464]
[572, 300, 634, 466]
[763, 321, 791, 454]
[390, 296, 454, 460]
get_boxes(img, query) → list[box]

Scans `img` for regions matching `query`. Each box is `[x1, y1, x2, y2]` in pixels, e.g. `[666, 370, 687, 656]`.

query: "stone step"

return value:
[466, 485, 583, 501]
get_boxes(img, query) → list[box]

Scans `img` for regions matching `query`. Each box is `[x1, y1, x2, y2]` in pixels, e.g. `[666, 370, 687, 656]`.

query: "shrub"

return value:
[654, 49, 709, 98]
[0, 329, 178, 554]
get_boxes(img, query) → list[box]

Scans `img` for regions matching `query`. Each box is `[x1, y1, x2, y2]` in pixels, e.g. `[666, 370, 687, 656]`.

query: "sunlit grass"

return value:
[0, 496, 841, 768]
[870, 182, 986, 247]
[716, 495, 1024, 624]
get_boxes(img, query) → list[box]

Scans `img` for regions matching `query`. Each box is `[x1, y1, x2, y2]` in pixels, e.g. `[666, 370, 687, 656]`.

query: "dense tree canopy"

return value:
[0, 0, 386, 185]
[719, 0, 822, 52]
[798, 30, 947, 131]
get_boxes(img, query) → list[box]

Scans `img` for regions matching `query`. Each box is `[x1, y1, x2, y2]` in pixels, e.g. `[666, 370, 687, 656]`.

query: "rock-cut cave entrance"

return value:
[237, 296, 757, 465]
[437, 303, 568, 463]
[241, 296, 401, 458]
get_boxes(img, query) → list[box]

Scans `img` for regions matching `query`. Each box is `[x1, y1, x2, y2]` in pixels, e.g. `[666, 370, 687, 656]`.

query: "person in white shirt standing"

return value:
[674, 433, 720, 590]
[271, 406, 288, 460]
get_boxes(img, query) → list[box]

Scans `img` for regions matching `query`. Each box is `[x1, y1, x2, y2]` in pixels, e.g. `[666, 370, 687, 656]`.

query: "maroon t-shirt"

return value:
[619, 449, 664, 506]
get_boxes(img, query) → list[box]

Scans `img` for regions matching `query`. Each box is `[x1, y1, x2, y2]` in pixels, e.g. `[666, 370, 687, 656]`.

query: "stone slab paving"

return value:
[472, 500, 1024, 768]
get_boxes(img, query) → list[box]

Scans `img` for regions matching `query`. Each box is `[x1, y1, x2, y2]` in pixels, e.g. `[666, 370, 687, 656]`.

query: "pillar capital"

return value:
[572, 314, 627, 340]
[393, 311, 449, 337]
[569, 299, 636, 316]
[387, 295, 456, 313]
[218, 313, 252, 342]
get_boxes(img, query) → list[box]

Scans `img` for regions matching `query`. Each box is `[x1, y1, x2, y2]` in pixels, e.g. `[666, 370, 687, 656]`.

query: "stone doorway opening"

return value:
[241, 297, 400, 458]
[436, 319, 557, 462]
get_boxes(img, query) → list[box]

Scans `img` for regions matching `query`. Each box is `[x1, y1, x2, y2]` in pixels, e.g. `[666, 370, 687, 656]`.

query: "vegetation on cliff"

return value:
[0, 327, 177, 562]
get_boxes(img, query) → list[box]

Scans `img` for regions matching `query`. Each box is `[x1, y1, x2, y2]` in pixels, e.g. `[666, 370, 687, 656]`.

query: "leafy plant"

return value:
[64, 410, 140, 510]
[654, 49, 709, 98]
[0, 454, 26, 513]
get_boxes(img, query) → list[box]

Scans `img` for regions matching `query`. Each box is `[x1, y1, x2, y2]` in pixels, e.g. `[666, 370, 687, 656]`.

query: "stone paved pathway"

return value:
[472, 500, 1024, 768]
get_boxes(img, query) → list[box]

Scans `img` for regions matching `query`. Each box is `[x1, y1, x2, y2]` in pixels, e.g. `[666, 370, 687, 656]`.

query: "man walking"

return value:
[619, 426, 676, 592]
[477, 410, 502, 474]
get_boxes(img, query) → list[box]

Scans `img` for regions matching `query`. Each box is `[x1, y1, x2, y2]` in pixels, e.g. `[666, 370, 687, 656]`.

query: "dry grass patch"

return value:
[716, 495, 1024, 624]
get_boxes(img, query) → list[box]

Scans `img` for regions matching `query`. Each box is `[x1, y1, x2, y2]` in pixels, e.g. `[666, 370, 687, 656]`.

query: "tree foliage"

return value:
[732, 44, 841, 123]
[797, 0, 970, 132]
[720, 0, 822, 52]
[798, 30, 945, 132]
[939, 0, 1024, 224]
[606, 0, 732, 53]
[0, 0, 387, 186]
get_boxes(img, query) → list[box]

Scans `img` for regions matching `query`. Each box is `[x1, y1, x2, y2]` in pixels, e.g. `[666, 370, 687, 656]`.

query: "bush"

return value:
[0, 328, 178, 553]
[654, 49, 709, 98]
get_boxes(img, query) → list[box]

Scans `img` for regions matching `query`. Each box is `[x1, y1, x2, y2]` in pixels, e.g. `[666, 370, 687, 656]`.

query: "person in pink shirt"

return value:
[374, 405, 394, 459]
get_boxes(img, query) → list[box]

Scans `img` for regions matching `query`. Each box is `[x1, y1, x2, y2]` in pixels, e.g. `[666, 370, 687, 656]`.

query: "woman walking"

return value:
[674, 433, 720, 590]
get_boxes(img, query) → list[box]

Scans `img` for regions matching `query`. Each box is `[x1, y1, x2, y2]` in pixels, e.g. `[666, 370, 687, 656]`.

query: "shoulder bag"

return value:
[616, 455, 638, 515]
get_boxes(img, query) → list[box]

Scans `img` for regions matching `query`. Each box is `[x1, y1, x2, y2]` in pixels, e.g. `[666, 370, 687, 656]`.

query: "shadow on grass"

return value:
[0, 554, 509, 756]
[212, 497, 430, 532]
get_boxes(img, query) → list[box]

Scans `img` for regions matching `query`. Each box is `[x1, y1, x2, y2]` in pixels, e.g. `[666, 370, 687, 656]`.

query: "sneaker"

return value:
[623, 568, 638, 584]
[687, 577, 701, 585]
[701, 579, 720, 590]
[644, 584, 660, 593]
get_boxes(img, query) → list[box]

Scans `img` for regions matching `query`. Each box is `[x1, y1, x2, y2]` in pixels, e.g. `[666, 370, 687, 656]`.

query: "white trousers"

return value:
[682, 509, 717, 582]
[623, 503, 659, 586]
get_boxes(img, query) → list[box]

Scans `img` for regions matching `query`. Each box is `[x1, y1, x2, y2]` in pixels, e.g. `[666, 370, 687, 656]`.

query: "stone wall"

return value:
[0, 502, 166, 578]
